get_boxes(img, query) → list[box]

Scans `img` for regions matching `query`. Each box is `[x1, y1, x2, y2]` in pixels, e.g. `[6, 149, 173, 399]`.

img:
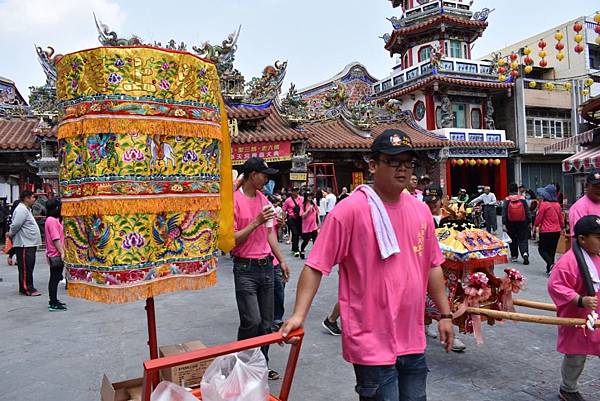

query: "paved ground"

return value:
[1, 237, 599, 401]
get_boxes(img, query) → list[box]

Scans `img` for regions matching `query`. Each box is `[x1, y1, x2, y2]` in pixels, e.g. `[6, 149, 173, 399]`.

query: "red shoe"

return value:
[28, 291, 42, 297]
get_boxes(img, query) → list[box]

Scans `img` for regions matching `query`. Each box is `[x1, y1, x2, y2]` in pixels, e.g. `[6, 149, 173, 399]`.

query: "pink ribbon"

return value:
[453, 286, 492, 345]
[499, 272, 525, 312]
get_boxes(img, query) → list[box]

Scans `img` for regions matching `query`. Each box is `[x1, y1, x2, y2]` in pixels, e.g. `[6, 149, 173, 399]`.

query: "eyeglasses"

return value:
[378, 157, 417, 169]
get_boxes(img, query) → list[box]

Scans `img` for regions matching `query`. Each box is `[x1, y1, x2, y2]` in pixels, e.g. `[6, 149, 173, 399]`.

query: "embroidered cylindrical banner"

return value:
[56, 46, 234, 303]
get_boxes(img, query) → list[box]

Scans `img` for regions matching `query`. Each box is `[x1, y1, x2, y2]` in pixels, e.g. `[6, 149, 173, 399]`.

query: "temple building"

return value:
[372, 0, 514, 198]
[0, 67, 58, 204]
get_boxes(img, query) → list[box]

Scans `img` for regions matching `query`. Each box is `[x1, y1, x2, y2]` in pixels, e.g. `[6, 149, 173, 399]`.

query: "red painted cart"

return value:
[141, 329, 305, 401]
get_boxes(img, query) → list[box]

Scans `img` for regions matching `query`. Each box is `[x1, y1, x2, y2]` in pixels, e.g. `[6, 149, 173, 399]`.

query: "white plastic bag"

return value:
[200, 347, 269, 401]
[501, 232, 512, 244]
[151, 381, 198, 401]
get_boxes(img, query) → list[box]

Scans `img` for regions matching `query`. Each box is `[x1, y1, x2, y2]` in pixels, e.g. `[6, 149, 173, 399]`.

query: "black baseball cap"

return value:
[371, 129, 417, 157]
[423, 185, 443, 202]
[586, 169, 600, 185]
[574, 215, 600, 236]
[241, 157, 278, 175]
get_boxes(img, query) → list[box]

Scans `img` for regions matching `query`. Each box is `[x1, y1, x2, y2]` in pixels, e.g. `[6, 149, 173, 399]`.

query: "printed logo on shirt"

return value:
[413, 222, 427, 257]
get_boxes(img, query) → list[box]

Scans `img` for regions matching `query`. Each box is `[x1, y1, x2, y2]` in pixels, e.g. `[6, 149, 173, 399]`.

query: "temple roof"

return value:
[0, 119, 55, 151]
[228, 104, 309, 144]
[305, 113, 513, 151]
[384, 14, 488, 55]
[374, 74, 513, 102]
[297, 62, 379, 97]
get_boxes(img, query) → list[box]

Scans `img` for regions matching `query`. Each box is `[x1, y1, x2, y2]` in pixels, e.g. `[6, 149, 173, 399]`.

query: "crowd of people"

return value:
[3, 131, 600, 400]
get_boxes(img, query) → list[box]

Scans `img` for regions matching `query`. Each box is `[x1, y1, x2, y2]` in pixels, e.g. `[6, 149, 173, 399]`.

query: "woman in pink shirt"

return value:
[548, 215, 600, 401]
[535, 184, 565, 275]
[300, 193, 319, 259]
[44, 198, 66, 311]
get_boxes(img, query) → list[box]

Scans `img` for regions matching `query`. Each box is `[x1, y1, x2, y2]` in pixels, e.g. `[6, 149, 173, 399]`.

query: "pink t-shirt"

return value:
[44, 216, 64, 258]
[302, 202, 318, 233]
[569, 195, 600, 234]
[534, 201, 564, 233]
[232, 189, 272, 259]
[283, 196, 304, 219]
[306, 190, 445, 365]
[548, 249, 600, 356]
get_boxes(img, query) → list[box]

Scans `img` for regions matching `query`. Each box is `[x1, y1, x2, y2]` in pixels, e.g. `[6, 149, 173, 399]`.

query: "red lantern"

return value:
[575, 44, 584, 54]
[451, 159, 457, 166]
[539, 59, 548, 68]
[510, 52, 518, 61]
[511, 70, 520, 78]
[498, 66, 507, 74]
[538, 39, 547, 49]
[488, 159, 494, 165]
[524, 56, 533, 65]
[555, 42, 564, 51]
[573, 22, 583, 33]
[595, 25, 600, 35]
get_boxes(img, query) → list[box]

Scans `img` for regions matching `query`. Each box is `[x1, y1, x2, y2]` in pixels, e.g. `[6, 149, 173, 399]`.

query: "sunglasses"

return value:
[378, 157, 417, 169]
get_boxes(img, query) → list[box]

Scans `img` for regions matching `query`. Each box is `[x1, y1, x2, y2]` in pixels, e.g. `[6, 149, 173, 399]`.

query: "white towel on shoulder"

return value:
[355, 185, 400, 259]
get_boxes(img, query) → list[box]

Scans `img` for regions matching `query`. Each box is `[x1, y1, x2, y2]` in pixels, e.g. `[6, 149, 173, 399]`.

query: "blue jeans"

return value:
[353, 354, 428, 401]
[273, 265, 285, 324]
[233, 258, 274, 361]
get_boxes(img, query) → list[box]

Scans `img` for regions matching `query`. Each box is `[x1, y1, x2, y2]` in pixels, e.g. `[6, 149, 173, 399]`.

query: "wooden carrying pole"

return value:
[466, 307, 600, 328]
[512, 298, 557, 312]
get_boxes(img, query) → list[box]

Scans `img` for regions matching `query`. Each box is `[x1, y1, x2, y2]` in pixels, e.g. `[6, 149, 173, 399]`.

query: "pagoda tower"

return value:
[373, 0, 514, 198]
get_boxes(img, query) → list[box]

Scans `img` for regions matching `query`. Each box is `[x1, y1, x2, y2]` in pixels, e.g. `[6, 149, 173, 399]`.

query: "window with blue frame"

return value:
[450, 40, 463, 58]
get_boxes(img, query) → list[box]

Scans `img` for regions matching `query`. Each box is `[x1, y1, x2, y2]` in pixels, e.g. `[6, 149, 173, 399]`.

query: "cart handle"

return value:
[141, 329, 304, 401]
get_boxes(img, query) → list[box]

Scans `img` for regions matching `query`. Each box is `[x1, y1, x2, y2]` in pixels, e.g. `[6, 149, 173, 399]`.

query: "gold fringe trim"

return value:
[67, 271, 217, 304]
[62, 195, 220, 217]
[217, 96, 235, 252]
[58, 118, 222, 140]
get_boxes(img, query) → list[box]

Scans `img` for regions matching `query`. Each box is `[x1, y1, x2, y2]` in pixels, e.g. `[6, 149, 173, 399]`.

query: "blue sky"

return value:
[0, 0, 598, 98]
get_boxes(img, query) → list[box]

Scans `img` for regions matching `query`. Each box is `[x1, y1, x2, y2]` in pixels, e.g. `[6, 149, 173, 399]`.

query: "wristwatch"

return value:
[440, 313, 453, 320]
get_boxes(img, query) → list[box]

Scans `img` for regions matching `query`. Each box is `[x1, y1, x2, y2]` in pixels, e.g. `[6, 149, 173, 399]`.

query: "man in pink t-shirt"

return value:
[233, 157, 289, 381]
[282, 129, 454, 401]
[569, 170, 600, 234]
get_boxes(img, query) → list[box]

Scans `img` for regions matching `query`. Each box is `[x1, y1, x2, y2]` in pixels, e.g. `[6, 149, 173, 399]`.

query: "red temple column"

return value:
[425, 92, 435, 130]
[498, 159, 508, 199]
[445, 159, 452, 197]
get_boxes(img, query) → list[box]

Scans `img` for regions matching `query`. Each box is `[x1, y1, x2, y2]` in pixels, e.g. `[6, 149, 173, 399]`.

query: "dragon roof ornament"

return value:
[94, 13, 142, 46]
[280, 83, 313, 123]
[244, 60, 287, 105]
[193, 26, 241, 76]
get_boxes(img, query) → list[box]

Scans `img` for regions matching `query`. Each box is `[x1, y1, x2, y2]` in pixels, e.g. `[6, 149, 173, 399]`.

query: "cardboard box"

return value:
[159, 340, 214, 388]
[100, 374, 143, 401]
[556, 233, 571, 254]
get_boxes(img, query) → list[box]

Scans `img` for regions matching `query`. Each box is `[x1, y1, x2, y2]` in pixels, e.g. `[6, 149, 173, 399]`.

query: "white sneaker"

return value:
[452, 337, 467, 352]
[425, 324, 438, 339]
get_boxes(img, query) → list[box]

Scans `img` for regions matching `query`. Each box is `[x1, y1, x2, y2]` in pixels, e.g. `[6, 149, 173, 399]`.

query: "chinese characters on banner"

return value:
[351, 172, 364, 190]
[231, 141, 292, 165]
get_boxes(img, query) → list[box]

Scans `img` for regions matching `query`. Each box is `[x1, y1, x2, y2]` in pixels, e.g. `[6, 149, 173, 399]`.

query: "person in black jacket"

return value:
[502, 183, 532, 265]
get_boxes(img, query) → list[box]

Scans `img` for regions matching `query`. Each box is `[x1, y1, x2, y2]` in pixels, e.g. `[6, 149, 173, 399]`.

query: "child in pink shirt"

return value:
[300, 193, 319, 259]
[548, 215, 600, 401]
[44, 199, 66, 311]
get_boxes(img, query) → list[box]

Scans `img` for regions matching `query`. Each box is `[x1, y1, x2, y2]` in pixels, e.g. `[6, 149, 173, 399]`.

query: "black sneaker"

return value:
[268, 369, 280, 381]
[559, 390, 586, 401]
[293, 252, 300, 258]
[299, 252, 305, 260]
[322, 318, 341, 336]
[48, 303, 67, 312]
[56, 300, 67, 306]
[523, 254, 530, 265]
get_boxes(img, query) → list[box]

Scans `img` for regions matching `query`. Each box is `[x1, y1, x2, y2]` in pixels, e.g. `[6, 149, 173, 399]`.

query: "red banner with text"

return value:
[231, 141, 292, 165]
